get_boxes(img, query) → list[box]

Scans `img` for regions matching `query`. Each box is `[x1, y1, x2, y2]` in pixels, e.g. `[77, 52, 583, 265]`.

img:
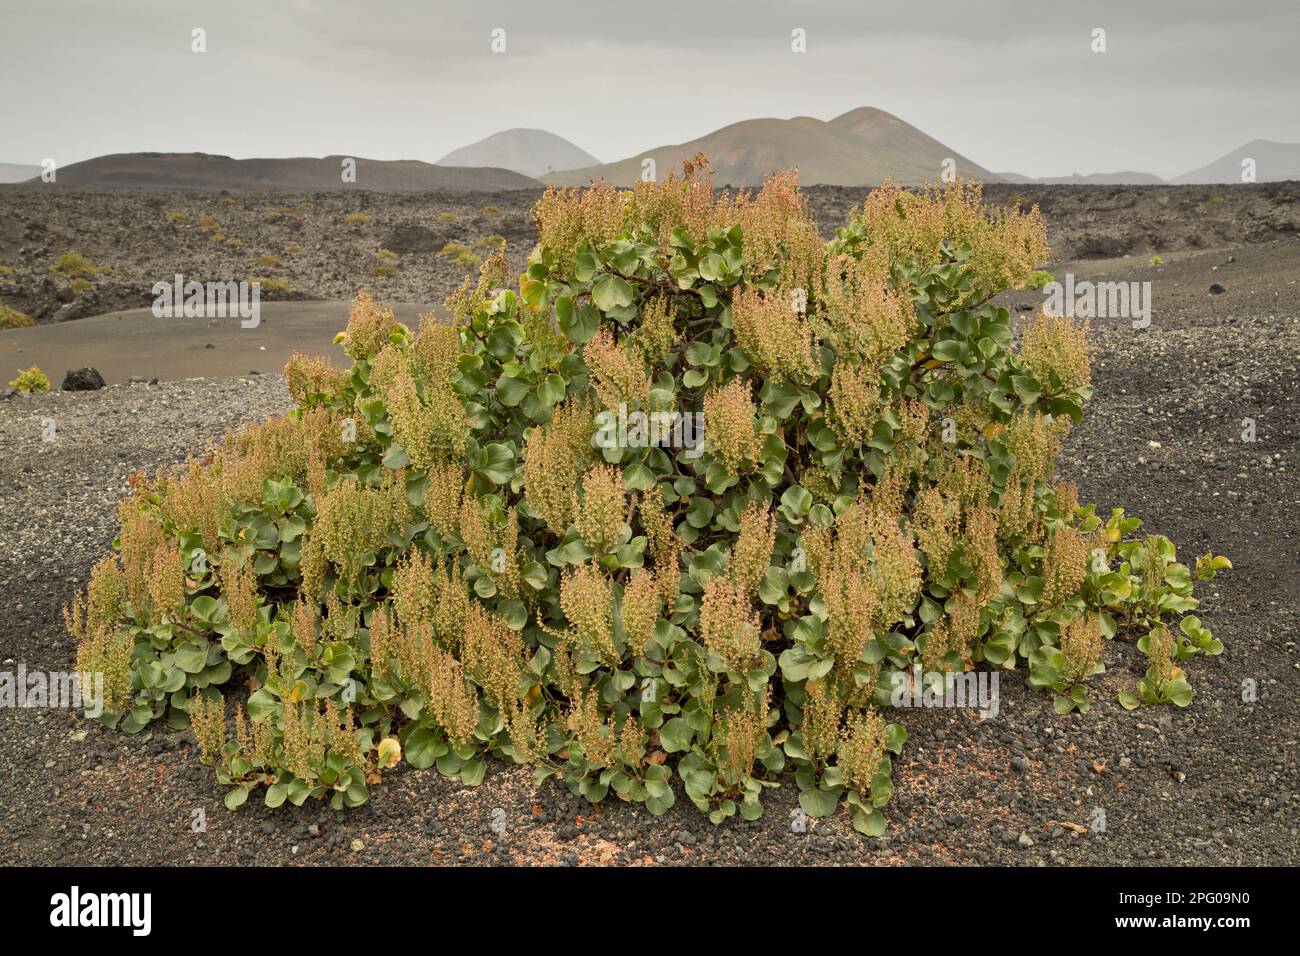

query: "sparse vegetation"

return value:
[255, 255, 283, 267]
[9, 365, 49, 393]
[437, 211, 459, 222]
[345, 212, 370, 226]
[371, 262, 398, 278]
[375, 248, 398, 260]
[70, 278, 93, 294]
[283, 244, 302, 254]
[1149, 255, 1165, 266]
[437, 242, 481, 267]
[167, 211, 188, 223]
[0, 302, 35, 329]
[50, 252, 110, 277]
[68, 162, 1229, 834]
[474, 234, 506, 253]
[250, 276, 290, 294]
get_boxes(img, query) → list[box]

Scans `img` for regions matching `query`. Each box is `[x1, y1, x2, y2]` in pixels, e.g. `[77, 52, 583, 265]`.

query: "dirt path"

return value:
[1, 300, 441, 386]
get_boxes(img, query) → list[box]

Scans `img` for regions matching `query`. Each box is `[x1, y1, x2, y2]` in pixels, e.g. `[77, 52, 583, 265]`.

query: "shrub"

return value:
[374, 248, 398, 261]
[197, 215, 220, 230]
[0, 302, 35, 329]
[372, 262, 398, 278]
[255, 254, 283, 267]
[0, 265, 14, 275]
[345, 212, 369, 226]
[9, 365, 49, 393]
[475, 234, 507, 252]
[437, 211, 459, 222]
[51, 251, 110, 277]
[250, 277, 290, 294]
[218, 196, 238, 206]
[1149, 255, 1164, 266]
[167, 211, 188, 223]
[284, 244, 301, 254]
[69, 160, 1228, 832]
[437, 242, 481, 267]
[70, 278, 93, 294]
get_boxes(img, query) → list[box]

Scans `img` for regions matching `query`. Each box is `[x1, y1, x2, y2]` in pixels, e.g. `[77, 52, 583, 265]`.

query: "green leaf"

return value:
[592, 274, 634, 312]
[659, 717, 694, 753]
[798, 786, 843, 818]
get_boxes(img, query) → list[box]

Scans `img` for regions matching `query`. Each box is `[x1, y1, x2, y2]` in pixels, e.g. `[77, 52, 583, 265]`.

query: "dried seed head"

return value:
[523, 395, 597, 532]
[341, 291, 396, 361]
[732, 500, 776, 596]
[1061, 613, 1102, 685]
[585, 326, 650, 411]
[698, 575, 761, 672]
[575, 463, 626, 555]
[1042, 523, 1089, 606]
[620, 568, 663, 652]
[1021, 312, 1091, 392]
[703, 378, 760, 471]
[567, 689, 616, 769]
[838, 708, 887, 796]
[732, 287, 816, 385]
[190, 692, 226, 766]
[560, 564, 619, 667]
[826, 360, 881, 448]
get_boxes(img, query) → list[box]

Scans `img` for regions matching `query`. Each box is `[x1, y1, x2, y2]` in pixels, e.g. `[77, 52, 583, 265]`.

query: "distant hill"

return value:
[437, 129, 600, 179]
[543, 107, 1003, 187]
[995, 170, 1167, 185]
[0, 163, 42, 184]
[1172, 139, 1300, 184]
[19, 152, 540, 191]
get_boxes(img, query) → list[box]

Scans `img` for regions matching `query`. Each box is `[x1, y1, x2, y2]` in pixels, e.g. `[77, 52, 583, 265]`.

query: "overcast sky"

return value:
[2, 0, 1296, 179]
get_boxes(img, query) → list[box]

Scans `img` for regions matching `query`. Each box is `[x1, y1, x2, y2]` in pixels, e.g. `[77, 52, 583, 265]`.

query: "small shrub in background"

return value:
[9, 365, 49, 393]
[1149, 255, 1164, 266]
[255, 255, 283, 268]
[0, 302, 35, 329]
[345, 212, 369, 226]
[437, 211, 459, 222]
[250, 277, 290, 294]
[437, 242, 480, 267]
[51, 251, 110, 277]
[167, 211, 188, 223]
[69, 159, 1229, 832]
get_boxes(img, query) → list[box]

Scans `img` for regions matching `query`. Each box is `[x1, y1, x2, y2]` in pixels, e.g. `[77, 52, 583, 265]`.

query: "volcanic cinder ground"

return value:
[0, 183, 1296, 866]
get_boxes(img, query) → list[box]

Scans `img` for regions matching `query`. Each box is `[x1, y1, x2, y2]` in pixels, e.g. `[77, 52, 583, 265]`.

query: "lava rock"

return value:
[61, 367, 105, 391]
